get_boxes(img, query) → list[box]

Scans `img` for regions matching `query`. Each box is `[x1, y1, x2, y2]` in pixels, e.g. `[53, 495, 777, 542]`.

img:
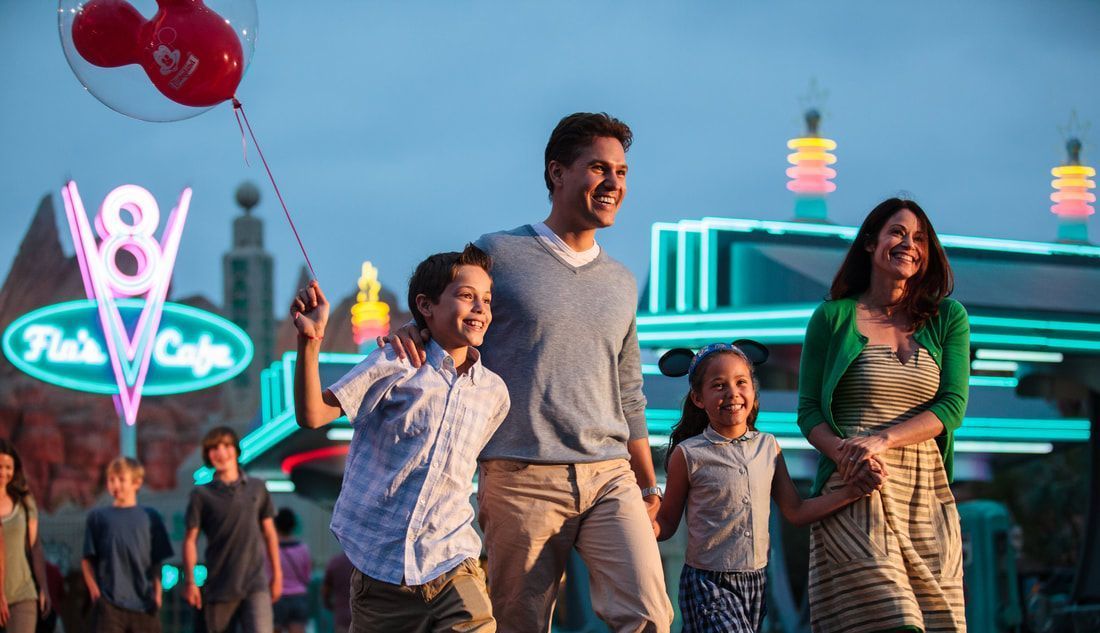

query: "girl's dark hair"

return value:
[829, 197, 953, 329]
[275, 507, 298, 535]
[664, 348, 761, 468]
[0, 439, 30, 506]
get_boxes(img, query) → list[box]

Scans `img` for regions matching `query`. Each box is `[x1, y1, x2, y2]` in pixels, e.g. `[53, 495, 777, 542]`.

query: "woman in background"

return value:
[0, 439, 48, 633]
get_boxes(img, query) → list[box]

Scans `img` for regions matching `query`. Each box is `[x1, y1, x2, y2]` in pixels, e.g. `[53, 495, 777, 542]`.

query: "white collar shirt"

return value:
[531, 222, 601, 267]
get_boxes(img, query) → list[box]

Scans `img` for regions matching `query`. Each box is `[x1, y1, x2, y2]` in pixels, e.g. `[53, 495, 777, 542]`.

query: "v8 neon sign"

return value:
[61, 181, 190, 427]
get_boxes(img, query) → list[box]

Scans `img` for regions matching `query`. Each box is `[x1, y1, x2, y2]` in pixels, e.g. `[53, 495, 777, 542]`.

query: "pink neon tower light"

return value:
[61, 181, 190, 457]
[787, 108, 836, 222]
[1050, 137, 1095, 244]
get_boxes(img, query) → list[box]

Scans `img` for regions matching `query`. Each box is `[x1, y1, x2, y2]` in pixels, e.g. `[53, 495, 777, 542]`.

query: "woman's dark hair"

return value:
[829, 197, 953, 329]
[0, 439, 30, 506]
[544, 112, 633, 200]
[275, 507, 298, 535]
[664, 349, 761, 468]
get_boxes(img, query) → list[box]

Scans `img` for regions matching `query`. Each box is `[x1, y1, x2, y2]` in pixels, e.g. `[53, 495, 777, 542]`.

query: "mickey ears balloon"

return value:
[58, 0, 258, 122]
[657, 340, 770, 378]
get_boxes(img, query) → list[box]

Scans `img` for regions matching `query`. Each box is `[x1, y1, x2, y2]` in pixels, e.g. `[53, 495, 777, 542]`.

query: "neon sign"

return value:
[0, 182, 253, 435]
[350, 261, 390, 347]
[786, 136, 837, 196]
[1051, 164, 1095, 218]
[2, 300, 252, 396]
[61, 181, 192, 426]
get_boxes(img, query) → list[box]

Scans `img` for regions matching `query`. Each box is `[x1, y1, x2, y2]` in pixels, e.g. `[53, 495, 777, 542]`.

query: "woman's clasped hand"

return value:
[835, 435, 889, 493]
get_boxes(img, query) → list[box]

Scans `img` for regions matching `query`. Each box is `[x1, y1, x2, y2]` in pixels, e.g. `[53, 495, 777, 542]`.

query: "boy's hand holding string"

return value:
[292, 281, 344, 429]
[292, 280, 329, 340]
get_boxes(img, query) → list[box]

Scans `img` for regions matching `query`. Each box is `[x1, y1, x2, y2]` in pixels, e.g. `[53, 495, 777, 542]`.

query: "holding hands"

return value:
[835, 435, 889, 494]
[644, 495, 661, 537]
[291, 280, 329, 340]
[184, 582, 202, 609]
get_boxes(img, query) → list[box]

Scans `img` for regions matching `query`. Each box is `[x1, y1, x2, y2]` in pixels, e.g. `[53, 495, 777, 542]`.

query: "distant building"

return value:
[222, 182, 275, 414]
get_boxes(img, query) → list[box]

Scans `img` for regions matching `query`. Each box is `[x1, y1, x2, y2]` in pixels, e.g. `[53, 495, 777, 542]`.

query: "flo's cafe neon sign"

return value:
[1, 182, 252, 425]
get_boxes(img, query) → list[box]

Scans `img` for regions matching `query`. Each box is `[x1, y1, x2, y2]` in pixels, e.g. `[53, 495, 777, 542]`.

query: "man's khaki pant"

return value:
[349, 558, 495, 633]
[478, 458, 673, 633]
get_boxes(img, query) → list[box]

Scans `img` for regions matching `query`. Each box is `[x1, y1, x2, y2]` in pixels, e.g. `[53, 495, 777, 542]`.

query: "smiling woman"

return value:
[0, 439, 48, 633]
[829, 199, 954, 331]
[796, 197, 971, 632]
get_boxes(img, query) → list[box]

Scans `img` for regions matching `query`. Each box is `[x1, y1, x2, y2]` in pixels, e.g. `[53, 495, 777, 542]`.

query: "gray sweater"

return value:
[475, 225, 648, 463]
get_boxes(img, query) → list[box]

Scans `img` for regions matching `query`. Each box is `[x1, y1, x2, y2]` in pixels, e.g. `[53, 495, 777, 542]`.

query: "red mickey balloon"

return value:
[71, 0, 244, 108]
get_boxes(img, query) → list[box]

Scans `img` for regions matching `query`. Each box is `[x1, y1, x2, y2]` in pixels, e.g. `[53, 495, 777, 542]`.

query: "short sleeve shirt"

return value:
[83, 505, 173, 612]
[2, 497, 37, 604]
[276, 540, 311, 597]
[328, 342, 509, 585]
[185, 475, 274, 601]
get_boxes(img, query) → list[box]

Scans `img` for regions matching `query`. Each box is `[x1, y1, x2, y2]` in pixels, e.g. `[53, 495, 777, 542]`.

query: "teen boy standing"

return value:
[183, 426, 282, 633]
[292, 245, 509, 632]
[388, 113, 673, 632]
[82, 457, 173, 632]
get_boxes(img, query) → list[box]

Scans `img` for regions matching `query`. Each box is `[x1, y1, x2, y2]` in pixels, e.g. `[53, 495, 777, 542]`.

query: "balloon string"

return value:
[232, 106, 251, 166]
[232, 98, 317, 280]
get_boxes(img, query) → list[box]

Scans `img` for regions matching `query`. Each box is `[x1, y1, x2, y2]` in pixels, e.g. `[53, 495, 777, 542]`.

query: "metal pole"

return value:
[119, 411, 136, 458]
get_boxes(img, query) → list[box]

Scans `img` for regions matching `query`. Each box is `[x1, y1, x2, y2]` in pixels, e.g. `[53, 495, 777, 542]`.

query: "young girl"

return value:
[655, 342, 879, 633]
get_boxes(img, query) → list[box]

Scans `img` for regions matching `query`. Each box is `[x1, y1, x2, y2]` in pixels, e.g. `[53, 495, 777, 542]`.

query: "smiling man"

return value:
[389, 113, 673, 632]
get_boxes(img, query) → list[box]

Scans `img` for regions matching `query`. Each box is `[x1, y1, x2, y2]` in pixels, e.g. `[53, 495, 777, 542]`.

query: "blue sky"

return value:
[2, 1, 1098, 310]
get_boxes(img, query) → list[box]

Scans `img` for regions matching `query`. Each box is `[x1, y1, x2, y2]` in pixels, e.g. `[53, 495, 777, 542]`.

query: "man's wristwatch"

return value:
[641, 486, 663, 499]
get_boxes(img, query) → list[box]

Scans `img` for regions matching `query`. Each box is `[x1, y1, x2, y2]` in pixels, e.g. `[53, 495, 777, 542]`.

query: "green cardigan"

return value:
[797, 297, 971, 495]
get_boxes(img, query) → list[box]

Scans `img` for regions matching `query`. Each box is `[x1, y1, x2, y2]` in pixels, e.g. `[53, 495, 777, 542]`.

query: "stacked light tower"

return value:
[350, 261, 390, 353]
[787, 108, 837, 223]
[1050, 137, 1095, 244]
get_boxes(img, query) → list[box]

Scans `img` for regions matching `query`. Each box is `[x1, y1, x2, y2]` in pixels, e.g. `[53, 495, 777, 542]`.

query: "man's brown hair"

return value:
[544, 112, 633, 200]
[407, 244, 493, 331]
[201, 425, 241, 468]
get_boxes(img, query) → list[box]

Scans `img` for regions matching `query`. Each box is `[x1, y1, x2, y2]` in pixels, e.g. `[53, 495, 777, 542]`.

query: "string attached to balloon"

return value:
[59, 0, 318, 280]
[231, 107, 251, 167]
[231, 98, 317, 280]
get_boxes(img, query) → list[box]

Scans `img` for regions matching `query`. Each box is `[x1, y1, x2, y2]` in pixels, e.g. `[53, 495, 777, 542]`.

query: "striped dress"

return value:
[808, 344, 966, 633]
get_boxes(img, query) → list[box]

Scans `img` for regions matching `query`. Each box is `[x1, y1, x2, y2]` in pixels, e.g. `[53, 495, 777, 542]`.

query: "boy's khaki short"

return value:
[349, 557, 495, 633]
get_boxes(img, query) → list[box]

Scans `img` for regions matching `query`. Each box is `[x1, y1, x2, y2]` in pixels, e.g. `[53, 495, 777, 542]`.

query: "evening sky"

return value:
[1, 1, 1098, 309]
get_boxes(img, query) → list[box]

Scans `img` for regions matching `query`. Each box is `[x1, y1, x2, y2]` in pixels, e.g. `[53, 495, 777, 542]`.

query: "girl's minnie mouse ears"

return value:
[657, 339, 770, 378]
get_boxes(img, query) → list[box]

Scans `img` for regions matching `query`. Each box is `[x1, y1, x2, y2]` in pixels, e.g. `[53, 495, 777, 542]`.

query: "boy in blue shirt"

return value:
[292, 244, 509, 633]
[82, 457, 173, 633]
